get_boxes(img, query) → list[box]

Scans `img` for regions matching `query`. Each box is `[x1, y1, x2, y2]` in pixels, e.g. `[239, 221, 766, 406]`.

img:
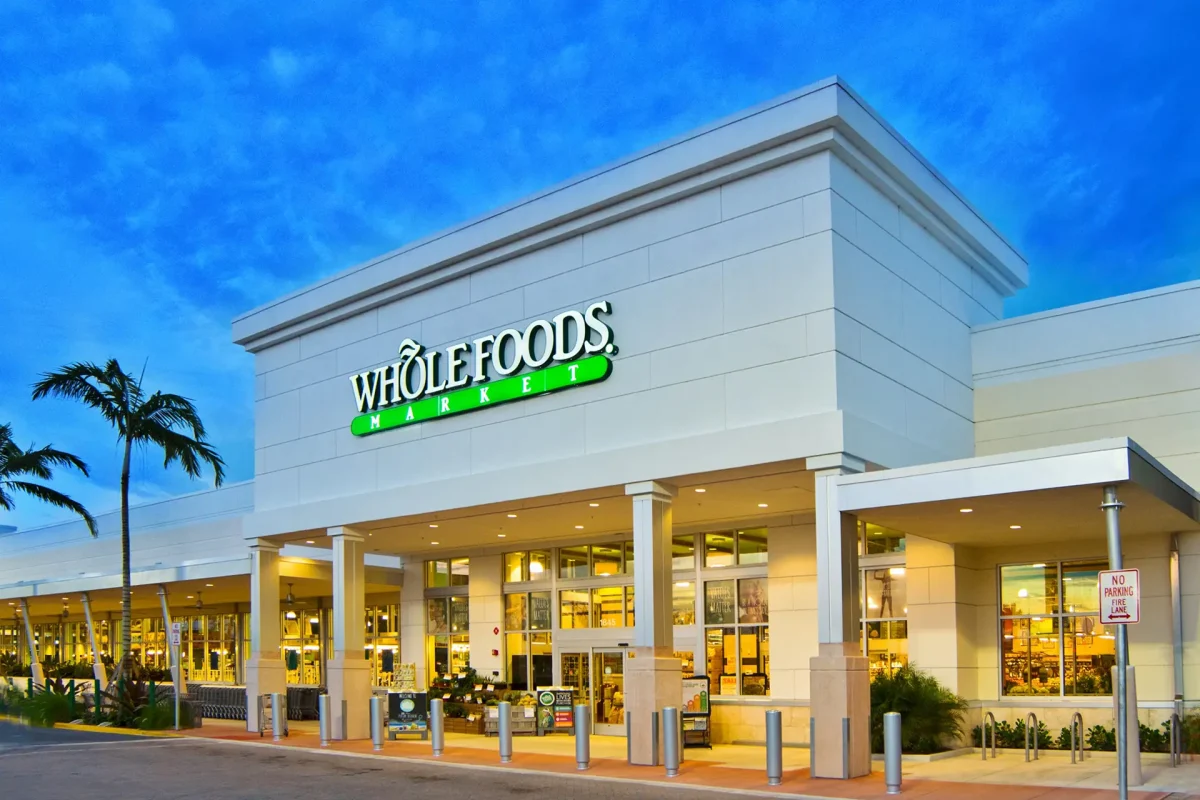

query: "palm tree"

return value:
[0, 422, 97, 536]
[32, 359, 226, 679]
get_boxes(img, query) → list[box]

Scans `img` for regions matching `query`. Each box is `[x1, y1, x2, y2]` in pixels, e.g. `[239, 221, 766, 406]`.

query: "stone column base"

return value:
[244, 655, 287, 732]
[625, 650, 682, 766]
[327, 655, 373, 740]
[809, 643, 870, 779]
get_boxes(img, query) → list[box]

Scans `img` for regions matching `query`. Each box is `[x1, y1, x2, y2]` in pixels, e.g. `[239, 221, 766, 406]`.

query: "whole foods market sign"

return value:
[350, 300, 614, 436]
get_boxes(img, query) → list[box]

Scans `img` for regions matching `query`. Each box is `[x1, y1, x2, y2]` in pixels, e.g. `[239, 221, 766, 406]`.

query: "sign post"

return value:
[1101, 486, 1134, 800]
[169, 622, 183, 731]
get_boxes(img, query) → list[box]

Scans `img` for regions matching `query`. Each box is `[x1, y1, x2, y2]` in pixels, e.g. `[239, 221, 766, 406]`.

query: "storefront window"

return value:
[366, 605, 399, 687]
[505, 594, 527, 631]
[592, 587, 624, 628]
[1000, 560, 1112, 697]
[861, 566, 908, 678]
[504, 550, 550, 583]
[426, 558, 470, 588]
[282, 608, 322, 685]
[505, 589, 554, 690]
[704, 578, 769, 695]
[559, 589, 590, 628]
[705, 533, 735, 568]
[592, 545, 623, 577]
[737, 529, 769, 565]
[672, 581, 696, 625]
[560, 546, 589, 579]
[676, 650, 695, 675]
[861, 522, 906, 555]
[704, 529, 769, 568]
[673, 534, 697, 570]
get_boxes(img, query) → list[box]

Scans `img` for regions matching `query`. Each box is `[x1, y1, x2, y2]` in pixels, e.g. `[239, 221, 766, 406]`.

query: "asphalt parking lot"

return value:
[0, 722, 709, 800]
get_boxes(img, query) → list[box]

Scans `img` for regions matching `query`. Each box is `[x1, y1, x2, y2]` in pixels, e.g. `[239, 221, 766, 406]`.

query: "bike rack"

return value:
[1024, 712, 1039, 762]
[1069, 712, 1084, 764]
[1170, 712, 1183, 768]
[980, 711, 997, 760]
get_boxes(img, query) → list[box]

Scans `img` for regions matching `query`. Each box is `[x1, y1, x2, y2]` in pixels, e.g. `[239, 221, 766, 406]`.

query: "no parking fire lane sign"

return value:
[1099, 568, 1140, 624]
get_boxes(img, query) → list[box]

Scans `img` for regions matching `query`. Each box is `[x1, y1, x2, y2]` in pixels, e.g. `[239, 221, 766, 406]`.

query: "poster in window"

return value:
[719, 674, 739, 695]
[738, 578, 768, 624]
[705, 581, 735, 625]
[530, 593, 552, 630]
[427, 599, 448, 635]
[449, 597, 470, 632]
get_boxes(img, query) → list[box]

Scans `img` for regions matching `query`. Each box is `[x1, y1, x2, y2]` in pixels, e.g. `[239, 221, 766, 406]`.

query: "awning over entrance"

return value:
[836, 438, 1200, 543]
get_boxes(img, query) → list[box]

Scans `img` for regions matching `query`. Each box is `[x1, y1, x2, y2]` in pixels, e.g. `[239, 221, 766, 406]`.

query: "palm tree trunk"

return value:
[119, 436, 132, 679]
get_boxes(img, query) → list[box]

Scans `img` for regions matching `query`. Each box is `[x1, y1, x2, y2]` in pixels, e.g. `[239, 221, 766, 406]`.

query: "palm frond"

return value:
[5, 481, 99, 537]
[2, 443, 91, 481]
[31, 362, 127, 434]
[139, 419, 226, 486]
[138, 391, 208, 439]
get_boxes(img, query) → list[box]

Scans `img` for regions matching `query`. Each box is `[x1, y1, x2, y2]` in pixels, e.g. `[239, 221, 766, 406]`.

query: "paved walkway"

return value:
[182, 720, 1200, 799]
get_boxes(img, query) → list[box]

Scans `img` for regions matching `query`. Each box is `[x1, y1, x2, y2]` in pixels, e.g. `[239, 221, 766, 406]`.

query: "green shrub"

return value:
[23, 683, 81, 727]
[870, 665, 967, 754]
[0, 653, 31, 678]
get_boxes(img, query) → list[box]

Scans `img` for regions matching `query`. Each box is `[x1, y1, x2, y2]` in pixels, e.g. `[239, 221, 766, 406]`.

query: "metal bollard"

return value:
[271, 692, 285, 742]
[1024, 712, 1039, 762]
[318, 694, 331, 747]
[430, 698, 445, 756]
[663, 706, 681, 778]
[370, 695, 385, 751]
[884, 712, 902, 795]
[765, 710, 783, 786]
[574, 704, 590, 771]
[498, 701, 513, 763]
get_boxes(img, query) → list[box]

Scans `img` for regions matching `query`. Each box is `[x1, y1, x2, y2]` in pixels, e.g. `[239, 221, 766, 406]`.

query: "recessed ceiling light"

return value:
[694, 488, 706, 494]
[1031, 563, 1047, 568]
[429, 524, 439, 529]
[575, 525, 584, 530]
[1009, 525, 1022, 530]
[588, 502, 599, 508]
[757, 503, 768, 508]
[62, 597, 68, 600]
[186, 596, 193, 600]
[507, 514, 518, 518]
[205, 583, 214, 587]
[430, 541, 440, 546]
[306, 540, 315, 544]
[960, 508, 973, 513]
[497, 534, 506, 538]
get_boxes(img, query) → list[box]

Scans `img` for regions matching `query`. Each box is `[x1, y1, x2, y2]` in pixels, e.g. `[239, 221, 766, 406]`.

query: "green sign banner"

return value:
[351, 354, 611, 436]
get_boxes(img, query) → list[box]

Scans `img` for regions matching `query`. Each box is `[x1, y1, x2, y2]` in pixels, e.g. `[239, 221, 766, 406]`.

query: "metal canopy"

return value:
[837, 438, 1200, 545]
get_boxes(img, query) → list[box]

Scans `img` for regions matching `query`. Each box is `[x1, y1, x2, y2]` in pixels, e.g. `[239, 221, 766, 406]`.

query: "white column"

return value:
[400, 560, 426, 690]
[807, 454, 870, 779]
[80, 592, 108, 685]
[627, 481, 676, 649]
[244, 539, 285, 731]
[468, 554, 504, 682]
[19, 599, 44, 687]
[624, 480, 681, 766]
[328, 526, 371, 740]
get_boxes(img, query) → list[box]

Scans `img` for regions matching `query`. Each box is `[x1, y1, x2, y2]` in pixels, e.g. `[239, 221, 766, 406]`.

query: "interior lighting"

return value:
[1009, 525, 1022, 530]
[285, 611, 297, 620]
[574, 525, 584, 530]
[960, 508, 973, 513]
[589, 502, 600, 507]
[430, 541, 439, 546]
[429, 524, 439, 529]
[1032, 563, 1046, 568]
[694, 488, 706, 493]
[530, 562, 544, 574]
[309, 617, 319, 624]
[757, 503, 768, 508]
[497, 534, 506, 538]
[675, 581, 690, 588]
[1017, 589, 1028, 598]
[507, 514, 518, 518]
[186, 596, 193, 600]
[205, 583, 214, 587]
[888, 567, 905, 577]
[306, 540, 315, 544]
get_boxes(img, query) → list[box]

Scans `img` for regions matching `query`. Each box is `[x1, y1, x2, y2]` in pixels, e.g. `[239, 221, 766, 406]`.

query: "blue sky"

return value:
[1, 0, 1196, 528]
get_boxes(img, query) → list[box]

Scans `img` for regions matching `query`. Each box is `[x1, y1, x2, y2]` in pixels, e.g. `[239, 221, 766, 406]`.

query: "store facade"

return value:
[4, 77, 1200, 778]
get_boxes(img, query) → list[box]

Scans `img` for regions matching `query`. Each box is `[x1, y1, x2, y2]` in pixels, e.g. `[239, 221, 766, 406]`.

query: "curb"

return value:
[54, 722, 182, 738]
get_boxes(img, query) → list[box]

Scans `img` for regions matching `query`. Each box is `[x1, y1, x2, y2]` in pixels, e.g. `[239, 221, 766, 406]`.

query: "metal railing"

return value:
[980, 711, 997, 760]
[1069, 712, 1085, 764]
[1024, 712, 1039, 762]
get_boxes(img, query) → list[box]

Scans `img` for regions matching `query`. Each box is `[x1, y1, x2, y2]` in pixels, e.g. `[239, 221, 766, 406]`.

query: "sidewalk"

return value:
[183, 721, 1200, 799]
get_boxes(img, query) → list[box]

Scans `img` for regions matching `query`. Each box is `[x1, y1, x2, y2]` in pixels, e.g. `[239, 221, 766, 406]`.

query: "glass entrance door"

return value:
[592, 650, 625, 735]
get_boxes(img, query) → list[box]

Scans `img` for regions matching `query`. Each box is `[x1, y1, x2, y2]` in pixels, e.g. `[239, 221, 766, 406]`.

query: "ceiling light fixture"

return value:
[205, 583, 214, 587]
[429, 524, 439, 529]
[430, 541, 439, 546]
[675, 581, 690, 588]
[575, 525, 584, 530]
[757, 503, 768, 508]
[497, 534, 506, 538]
[507, 514, 518, 518]
[960, 508, 973, 513]
[306, 540, 315, 544]
[1009, 525, 1022, 530]
[694, 488, 706, 494]
[1032, 563, 1047, 569]
[588, 502, 599, 507]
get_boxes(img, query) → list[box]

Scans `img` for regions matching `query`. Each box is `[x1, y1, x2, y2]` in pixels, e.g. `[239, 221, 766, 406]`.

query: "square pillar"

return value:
[400, 559, 426, 690]
[468, 554, 504, 682]
[624, 481, 682, 766]
[809, 459, 870, 779]
[19, 599, 44, 687]
[245, 540, 286, 731]
[328, 526, 371, 740]
[80, 593, 108, 686]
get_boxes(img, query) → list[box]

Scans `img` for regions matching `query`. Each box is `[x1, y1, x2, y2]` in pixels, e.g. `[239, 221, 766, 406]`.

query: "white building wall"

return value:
[827, 154, 1002, 469]
[250, 153, 841, 514]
